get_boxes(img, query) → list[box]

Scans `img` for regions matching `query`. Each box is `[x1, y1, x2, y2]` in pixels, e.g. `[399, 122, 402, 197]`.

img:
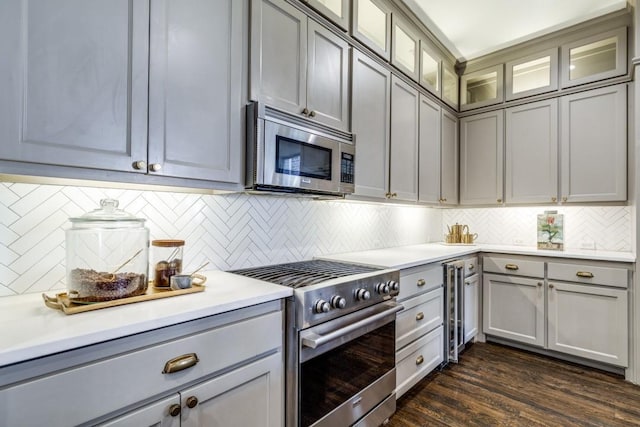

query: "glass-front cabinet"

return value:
[442, 62, 458, 109]
[460, 64, 503, 110]
[352, 0, 392, 60]
[307, 0, 350, 30]
[505, 48, 558, 100]
[391, 15, 420, 80]
[561, 27, 627, 88]
[420, 42, 441, 96]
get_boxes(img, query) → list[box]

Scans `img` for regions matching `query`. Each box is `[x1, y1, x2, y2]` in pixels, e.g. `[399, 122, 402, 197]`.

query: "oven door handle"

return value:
[301, 303, 403, 349]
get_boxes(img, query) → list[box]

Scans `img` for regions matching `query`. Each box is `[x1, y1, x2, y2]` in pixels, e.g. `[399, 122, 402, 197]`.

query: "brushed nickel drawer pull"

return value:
[416, 312, 424, 321]
[417, 279, 426, 287]
[505, 264, 519, 270]
[416, 355, 424, 365]
[162, 353, 199, 374]
[576, 271, 594, 278]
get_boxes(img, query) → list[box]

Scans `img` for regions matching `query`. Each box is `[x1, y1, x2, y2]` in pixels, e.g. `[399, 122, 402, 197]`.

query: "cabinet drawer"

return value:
[465, 257, 478, 277]
[396, 325, 443, 398]
[548, 262, 629, 289]
[483, 255, 544, 277]
[1, 309, 283, 427]
[396, 286, 443, 349]
[398, 263, 442, 301]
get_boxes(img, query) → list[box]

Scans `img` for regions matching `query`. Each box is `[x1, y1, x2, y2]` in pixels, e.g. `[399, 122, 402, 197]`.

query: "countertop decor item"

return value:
[537, 210, 564, 250]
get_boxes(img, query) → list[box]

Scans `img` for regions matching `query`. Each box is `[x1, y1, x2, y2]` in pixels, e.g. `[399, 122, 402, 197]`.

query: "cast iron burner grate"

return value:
[230, 260, 378, 288]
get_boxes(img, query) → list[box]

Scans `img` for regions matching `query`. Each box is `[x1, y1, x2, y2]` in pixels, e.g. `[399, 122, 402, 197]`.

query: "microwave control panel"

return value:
[341, 152, 354, 184]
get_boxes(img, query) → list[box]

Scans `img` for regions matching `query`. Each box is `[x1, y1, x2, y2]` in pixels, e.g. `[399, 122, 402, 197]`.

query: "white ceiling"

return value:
[403, 0, 629, 61]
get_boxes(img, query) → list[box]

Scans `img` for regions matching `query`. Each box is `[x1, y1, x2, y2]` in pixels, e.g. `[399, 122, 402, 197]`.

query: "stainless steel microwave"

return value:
[245, 102, 355, 196]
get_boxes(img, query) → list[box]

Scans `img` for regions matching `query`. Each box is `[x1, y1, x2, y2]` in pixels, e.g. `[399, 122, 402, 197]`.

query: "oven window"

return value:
[276, 136, 332, 180]
[300, 320, 395, 426]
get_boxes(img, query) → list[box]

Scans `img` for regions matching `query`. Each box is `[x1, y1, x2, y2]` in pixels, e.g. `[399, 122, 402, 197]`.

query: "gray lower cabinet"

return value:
[395, 263, 444, 398]
[250, 0, 350, 131]
[560, 84, 627, 202]
[505, 98, 558, 204]
[483, 254, 630, 368]
[463, 273, 480, 343]
[460, 110, 504, 205]
[351, 50, 391, 199]
[0, 301, 284, 427]
[0, 0, 245, 184]
[390, 75, 419, 202]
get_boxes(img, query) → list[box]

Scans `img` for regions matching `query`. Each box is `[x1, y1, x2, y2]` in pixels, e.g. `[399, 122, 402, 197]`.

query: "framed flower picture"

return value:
[537, 211, 564, 250]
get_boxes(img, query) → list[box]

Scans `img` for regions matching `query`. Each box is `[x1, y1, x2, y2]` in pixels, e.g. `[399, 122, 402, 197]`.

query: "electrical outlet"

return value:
[513, 239, 525, 246]
[580, 239, 596, 250]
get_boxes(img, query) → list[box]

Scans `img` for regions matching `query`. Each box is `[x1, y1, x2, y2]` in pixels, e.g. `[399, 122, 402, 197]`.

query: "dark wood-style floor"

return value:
[387, 342, 640, 426]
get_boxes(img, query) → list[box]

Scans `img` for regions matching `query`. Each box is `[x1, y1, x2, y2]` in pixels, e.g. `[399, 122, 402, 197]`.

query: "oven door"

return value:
[298, 301, 402, 427]
[261, 119, 342, 194]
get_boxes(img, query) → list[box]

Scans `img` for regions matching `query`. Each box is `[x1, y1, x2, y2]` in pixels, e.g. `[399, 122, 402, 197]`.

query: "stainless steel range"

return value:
[230, 260, 401, 427]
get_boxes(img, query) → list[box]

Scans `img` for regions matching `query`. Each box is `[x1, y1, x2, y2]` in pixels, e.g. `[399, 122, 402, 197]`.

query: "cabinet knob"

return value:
[549, 284, 554, 289]
[186, 396, 199, 409]
[391, 192, 397, 198]
[132, 160, 147, 170]
[497, 198, 502, 203]
[302, 108, 310, 116]
[416, 355, 424, 365]
[149, 163, 162, 172]
[551, 197, 557, 202]
[169, 404, 181, 417]
[417, 278, 426, 287]
[309, 110, 316, 117]
[537, 282, 543, 287]
[416, 312, 424, 321]
[562, 197, 567, 202]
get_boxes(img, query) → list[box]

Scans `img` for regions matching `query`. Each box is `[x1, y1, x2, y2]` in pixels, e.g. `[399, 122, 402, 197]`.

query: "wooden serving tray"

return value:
[42, 283, 205, 315]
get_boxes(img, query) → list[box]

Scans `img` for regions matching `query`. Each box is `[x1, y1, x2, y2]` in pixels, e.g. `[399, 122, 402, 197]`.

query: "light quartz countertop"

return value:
[0, 270, 291, 368]
[318, 243, 635, 270]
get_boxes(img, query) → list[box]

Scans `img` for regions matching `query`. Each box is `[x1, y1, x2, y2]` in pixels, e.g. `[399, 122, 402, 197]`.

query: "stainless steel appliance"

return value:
[230, 260, 401, 427]
[245, 102, 355, 196]
[444, 257, 478, 363]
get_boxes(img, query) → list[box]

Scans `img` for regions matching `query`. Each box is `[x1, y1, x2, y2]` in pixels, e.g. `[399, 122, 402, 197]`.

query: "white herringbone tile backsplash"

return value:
[443, 206, 632, 252]
[0, 182, 440, 296]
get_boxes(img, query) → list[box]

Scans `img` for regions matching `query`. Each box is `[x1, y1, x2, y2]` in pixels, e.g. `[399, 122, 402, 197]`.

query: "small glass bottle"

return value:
[152, 239, 185, 288]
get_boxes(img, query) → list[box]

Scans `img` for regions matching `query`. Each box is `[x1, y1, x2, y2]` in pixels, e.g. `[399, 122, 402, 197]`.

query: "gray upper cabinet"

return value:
[560, 27, 627, 88]
[251, 0, 350, 131]
[352, 0, 392, 61]
[460, 64, 504, 111]
[306, 0, 350, 31]
[460, 110, 504, 205]
[148, 0, 244, 183]
[390, 75, 419, 201]
[391, 15, 420, 81]
[560, 84, 627, 202]
[505, 48, 558, 101]
[442, 62, 459, 110]
[0, 0, 149, 172]
[420, 42, 441, 97]
[418, 95, 441, 204]
[505, 99, 558, 204]
[440, 109, 458, 205]
[351, 50, 391, 199]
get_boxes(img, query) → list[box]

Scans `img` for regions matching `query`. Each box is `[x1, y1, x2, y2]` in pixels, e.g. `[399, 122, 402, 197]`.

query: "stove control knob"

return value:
[314, 299, 331, 314]
[388, 280, 399, 292]
[355, 288, 371, 301]
[376, 282, 390, 295]
[331, 295, 346, 309]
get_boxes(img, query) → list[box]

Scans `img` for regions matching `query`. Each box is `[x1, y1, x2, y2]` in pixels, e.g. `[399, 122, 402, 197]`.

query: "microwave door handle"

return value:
[301, 303, 403, 349]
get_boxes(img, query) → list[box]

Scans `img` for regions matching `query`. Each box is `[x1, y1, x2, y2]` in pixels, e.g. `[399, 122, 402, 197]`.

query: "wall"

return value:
[0, 182, 440, 296]
[443, 206, 633, 251]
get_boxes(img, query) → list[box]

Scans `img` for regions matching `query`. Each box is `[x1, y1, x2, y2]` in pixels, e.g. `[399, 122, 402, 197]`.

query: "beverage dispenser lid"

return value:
[69, 199, 146, 224]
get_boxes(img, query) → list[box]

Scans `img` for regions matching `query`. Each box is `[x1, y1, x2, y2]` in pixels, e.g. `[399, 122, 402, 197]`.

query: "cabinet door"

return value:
[390, 75, 419, 201]
[98, 394, 180, 427]
[352, 0, 392, 60]
[148, 0, 244, 183]
[460, 65, 504, 111]
[351, 50, 391, 199]
[418, 95, 441, 203]
[460, 110, 504, 205]
[463, 274, 479, 344]
[483, 273, 545, 347]
[0, 0, 149, 172]
[440, 109, 459, 205]
[560, 84, 627, 202]
[505, 99, 558, 204]
[307, 20, 350, 131]
[547, 281, 628, 367]
[391, 16, 420, 81]
[180, 352, 284, 427]
[250, 0, 307, 116]
[307, 0, 350, 31]
[506, 48, 558, 101]
[420, 42, 441, 96]
[442, 62, 459, 110]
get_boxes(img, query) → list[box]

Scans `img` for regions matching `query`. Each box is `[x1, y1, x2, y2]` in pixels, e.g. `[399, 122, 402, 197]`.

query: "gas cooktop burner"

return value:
[230, 260, 377, 288]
